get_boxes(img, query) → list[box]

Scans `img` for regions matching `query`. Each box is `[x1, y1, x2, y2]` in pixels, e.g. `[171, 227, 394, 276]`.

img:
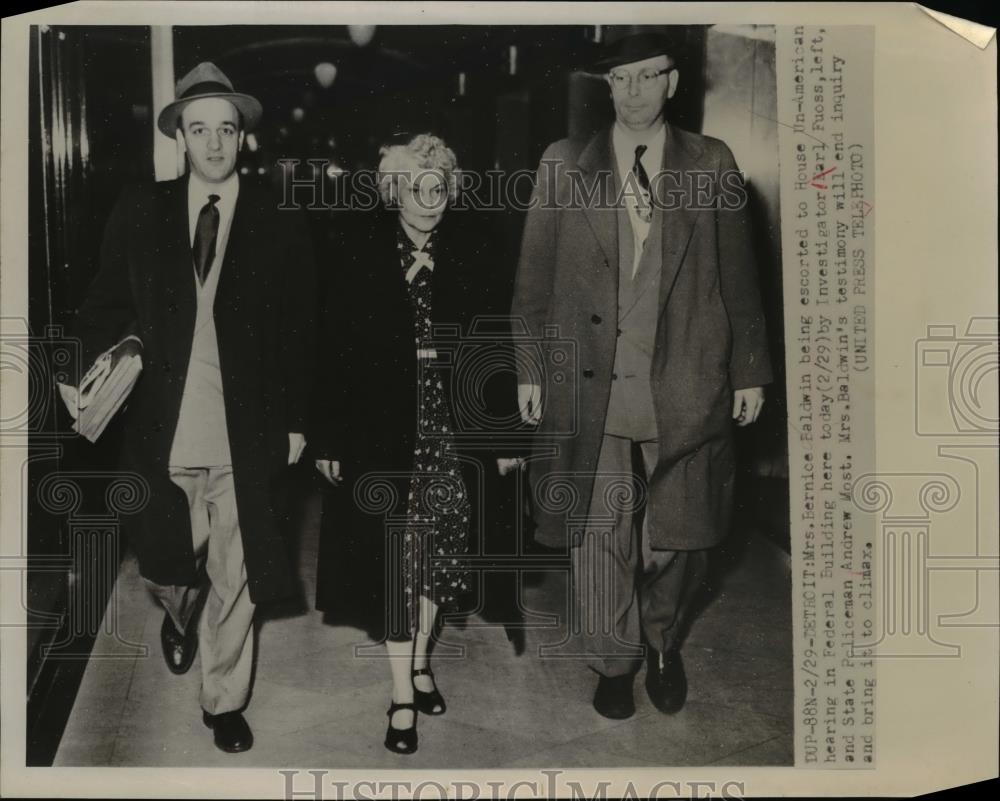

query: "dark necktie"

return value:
[632, 144, 652, 223]
[193, 194, 221, 285]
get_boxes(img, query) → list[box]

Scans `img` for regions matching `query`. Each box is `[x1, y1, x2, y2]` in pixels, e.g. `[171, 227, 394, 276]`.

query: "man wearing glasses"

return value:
[511, 32, 772, 719]
[67, 62, 316, 752]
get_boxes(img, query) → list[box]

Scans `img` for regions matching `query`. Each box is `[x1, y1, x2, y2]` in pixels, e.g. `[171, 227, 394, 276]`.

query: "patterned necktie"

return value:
[193, 194, 221, 285]
[632, 144, 653, 223]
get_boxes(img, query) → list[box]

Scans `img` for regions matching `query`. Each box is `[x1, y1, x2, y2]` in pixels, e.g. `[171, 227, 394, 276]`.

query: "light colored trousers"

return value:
[572, 434, 709, 677]
[144, 466, 255, 714]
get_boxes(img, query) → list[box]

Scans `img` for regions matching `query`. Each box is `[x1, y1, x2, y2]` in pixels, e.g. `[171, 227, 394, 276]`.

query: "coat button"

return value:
[168, 303, 178, 314]
[591, 314, 602, 324]
[582, 369, 594, 379]
[162, 360, 171, 372]
[617, 328, 623, 336]
[612, 372, 618, 380]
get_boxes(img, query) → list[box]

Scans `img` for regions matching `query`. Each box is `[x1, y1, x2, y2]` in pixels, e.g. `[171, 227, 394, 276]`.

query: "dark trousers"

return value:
[571, 434, 708, 677]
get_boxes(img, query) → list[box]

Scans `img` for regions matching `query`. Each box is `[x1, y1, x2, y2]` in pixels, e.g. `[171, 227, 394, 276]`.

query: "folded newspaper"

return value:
[57, 348, 143, 443]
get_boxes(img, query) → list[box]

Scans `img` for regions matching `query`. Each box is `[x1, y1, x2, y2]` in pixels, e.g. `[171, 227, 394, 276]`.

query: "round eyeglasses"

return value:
[607, 67, 673, 91]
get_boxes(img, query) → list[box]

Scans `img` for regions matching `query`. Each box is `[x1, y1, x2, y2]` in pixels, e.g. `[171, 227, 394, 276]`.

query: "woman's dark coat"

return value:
[311, 210, 521, 636]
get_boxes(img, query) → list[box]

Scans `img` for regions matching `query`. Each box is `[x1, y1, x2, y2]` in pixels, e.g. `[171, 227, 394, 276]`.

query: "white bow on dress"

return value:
[405, 250, 435, 284]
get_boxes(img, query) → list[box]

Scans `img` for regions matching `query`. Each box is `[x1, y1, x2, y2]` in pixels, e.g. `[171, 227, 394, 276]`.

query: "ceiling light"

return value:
[348, 25, 376, 47]
[315, 62, 337, 89]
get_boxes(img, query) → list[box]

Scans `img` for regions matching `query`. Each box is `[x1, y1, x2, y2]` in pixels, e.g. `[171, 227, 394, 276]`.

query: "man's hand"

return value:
[314, 459, 343, 486]
[288, 432, 306, 465]
[732, 387, 765, 427]
[497, 457, 525, 476]
[517, 383, 542, 426]
[58, 335, 144, 419]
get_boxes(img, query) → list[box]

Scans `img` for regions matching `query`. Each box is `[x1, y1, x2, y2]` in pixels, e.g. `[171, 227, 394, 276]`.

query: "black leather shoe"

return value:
[593, 673, 635, 719]
[412, 667, 446, 715]
[384, 702, 418, 754]
[202, 710, 253, 753]
[645, 647, 687, 714]
[160, 612, 197, 675]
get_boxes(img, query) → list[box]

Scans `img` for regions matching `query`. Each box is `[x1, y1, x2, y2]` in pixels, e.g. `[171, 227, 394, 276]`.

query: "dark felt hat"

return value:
[593, 32, 678, 72]
[156, 62, 262, 138]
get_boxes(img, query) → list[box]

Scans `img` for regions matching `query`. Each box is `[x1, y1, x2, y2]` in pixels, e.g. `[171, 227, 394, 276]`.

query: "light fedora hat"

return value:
[156, 61, 262, 138]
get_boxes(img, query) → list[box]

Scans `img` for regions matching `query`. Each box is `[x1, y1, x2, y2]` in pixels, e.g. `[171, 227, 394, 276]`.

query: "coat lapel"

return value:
[658, 123, 705, 310]
[214, 179, 252, 323]
[576, 129, 619, 271]
[157, 178, 196, 367]
[376, 215, 414, 338]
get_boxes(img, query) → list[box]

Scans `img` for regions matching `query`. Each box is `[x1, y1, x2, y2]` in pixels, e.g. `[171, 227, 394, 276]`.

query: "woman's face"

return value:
[396, 167, 449, 233]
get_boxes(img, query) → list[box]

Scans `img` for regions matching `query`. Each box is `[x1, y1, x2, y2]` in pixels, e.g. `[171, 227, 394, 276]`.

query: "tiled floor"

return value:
[55, 488, 793, 767]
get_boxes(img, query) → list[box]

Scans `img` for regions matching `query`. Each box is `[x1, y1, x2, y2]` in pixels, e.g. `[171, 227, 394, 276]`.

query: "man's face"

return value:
[180, 98, 244, 183]
[607, 54, 679, 132]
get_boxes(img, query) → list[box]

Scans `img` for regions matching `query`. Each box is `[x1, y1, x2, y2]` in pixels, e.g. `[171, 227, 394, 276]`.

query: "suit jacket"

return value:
[71, 176, 317, 604]
[510, 123, 773, 551]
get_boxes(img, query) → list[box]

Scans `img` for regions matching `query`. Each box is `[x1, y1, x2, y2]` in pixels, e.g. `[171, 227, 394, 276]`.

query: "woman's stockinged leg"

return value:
[411, 595, 446, 715]
[413, 596, 439, 691]
[385, 638, 415, 730]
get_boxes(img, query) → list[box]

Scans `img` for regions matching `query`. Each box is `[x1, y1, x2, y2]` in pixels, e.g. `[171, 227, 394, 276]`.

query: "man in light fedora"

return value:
[512, 31, 772, 718]
[69, 62, 316, 752]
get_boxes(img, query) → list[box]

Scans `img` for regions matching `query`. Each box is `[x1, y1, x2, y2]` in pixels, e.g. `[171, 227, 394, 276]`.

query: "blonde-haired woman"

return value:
[312, 133, 518, 754]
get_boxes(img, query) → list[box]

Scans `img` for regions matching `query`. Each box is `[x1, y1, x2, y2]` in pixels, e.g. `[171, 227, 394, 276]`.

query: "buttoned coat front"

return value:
[510, 123, 773, 551]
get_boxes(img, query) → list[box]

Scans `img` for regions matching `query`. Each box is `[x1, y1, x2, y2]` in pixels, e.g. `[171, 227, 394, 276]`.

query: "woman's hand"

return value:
[732, 386, 765, 427]
[497, 458, 525, 477]
[314, 459, 343, 485]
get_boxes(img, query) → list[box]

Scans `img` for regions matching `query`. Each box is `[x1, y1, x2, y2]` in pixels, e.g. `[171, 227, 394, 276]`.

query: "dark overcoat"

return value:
[71, 176, 317, 604]
[510, 123, 773, 551]
[310, 211, 519, 636]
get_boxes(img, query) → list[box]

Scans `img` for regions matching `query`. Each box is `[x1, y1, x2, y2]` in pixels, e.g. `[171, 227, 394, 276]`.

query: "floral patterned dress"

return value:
[397, 225, 471, 635]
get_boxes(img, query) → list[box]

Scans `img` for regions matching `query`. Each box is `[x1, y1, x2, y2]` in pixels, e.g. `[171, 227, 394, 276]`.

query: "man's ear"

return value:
[238, 130, 246, 150]
[666, 69, 680, 100]
[175, 129, 187, 154]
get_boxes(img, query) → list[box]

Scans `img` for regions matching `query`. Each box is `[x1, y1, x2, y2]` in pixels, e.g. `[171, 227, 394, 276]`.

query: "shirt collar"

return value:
[396, 220, 437, 255]
[613, 121, 666, 159]
[188, 171, 239, 210]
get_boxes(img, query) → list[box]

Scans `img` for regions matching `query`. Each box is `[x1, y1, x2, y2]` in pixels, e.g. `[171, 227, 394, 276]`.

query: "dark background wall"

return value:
[26, 24, 153, 765]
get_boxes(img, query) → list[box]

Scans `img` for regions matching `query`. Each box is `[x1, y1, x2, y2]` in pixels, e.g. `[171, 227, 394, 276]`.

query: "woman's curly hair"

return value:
[377, 132, 459, 206]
